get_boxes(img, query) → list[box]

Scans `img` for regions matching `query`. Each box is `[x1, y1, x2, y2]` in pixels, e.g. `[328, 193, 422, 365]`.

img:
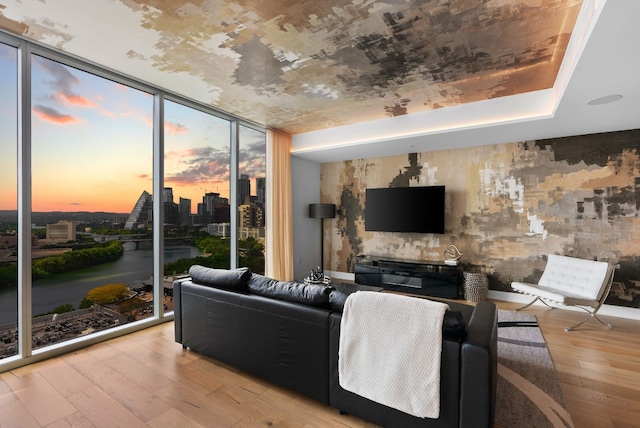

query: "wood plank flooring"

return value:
[0, 300, 638, 427]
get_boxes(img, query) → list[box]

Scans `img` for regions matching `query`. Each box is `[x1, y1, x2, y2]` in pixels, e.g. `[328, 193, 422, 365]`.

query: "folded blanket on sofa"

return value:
[338, 291, 449, 419]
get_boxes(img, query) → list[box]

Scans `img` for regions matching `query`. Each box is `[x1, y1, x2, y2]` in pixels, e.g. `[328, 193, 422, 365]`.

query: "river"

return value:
[0, 244, 201, 325]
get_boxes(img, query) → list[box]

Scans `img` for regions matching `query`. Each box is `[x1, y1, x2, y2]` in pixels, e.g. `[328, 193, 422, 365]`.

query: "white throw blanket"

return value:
[338, 291, 449, 419]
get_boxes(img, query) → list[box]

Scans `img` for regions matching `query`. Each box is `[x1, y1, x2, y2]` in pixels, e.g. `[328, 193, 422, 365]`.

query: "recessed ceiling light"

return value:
[587, 94, 623, 106]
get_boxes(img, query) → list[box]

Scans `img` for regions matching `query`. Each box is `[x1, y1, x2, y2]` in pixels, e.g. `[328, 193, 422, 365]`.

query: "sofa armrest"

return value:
[459, 301, 498, 428]
[173, 279, 183, 344]
[173, 277, 193, 344]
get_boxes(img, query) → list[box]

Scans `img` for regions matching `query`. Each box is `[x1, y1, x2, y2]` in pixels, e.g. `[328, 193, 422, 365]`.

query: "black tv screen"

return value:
[365, 186, 445, 233]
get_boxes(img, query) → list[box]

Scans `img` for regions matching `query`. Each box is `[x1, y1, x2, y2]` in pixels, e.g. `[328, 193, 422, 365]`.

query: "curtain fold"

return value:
[265, 129, 294, 281]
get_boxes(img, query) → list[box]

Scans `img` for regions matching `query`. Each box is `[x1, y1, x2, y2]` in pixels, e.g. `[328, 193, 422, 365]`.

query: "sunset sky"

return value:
[0, 43, 265, 214]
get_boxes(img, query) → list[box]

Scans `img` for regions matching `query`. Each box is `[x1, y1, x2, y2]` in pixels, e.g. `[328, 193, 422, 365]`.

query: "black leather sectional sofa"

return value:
[173, 265, 498, 428]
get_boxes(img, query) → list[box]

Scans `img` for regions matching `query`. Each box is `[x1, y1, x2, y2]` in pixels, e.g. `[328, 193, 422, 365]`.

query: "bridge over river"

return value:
[91, 234, 192, 249]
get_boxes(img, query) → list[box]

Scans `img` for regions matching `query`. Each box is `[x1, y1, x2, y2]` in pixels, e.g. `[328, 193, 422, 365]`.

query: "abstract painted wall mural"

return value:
[321, 129, 640, 308]
[0, 0, 583, 134]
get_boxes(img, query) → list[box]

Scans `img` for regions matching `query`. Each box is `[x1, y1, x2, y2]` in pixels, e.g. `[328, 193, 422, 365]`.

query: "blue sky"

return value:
[1, 43, 265, 213]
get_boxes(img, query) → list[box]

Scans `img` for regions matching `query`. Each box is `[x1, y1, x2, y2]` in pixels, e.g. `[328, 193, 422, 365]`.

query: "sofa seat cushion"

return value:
[188, 265, 252, 291]
[511, 281, 600, 307]
[248, 274, 333, 308]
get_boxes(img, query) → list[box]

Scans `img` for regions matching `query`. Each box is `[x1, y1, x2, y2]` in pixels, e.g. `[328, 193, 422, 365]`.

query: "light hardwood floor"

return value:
[0, 300, 638, 428]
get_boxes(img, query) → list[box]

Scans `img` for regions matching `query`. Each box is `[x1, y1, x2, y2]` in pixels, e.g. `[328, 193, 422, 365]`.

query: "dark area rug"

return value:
[496, 310, 573, 428]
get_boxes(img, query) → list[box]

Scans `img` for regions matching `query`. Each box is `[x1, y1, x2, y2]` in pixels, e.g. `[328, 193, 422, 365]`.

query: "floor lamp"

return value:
[308, 203, 336, 272]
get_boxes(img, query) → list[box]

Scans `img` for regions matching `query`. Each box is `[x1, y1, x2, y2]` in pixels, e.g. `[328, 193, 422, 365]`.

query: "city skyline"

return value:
[0, 43, 266, 214]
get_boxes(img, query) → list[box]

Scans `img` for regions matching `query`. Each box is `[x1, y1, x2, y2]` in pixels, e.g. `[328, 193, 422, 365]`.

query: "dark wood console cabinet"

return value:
[354, 255, 461, 298]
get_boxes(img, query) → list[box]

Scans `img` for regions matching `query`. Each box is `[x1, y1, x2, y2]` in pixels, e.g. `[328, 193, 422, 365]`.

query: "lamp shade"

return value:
[309, 203, 336, 219]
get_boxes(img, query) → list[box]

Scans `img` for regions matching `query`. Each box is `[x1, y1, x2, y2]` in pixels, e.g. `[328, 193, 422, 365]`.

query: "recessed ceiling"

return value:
[0, 0, 582, 135]
[2, 0, 639, 164]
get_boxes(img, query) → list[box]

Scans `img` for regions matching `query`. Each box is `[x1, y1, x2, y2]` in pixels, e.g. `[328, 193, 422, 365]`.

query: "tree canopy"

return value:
[163, 235, 265, 275]
[85, 283, 129, 305]
[32, 240, 124, 279]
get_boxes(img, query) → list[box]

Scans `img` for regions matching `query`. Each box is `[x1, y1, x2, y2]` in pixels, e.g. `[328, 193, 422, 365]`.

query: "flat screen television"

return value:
[365, 186, 445, 233]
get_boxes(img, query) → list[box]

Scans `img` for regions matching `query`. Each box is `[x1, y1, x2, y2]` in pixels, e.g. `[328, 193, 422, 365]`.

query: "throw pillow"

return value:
[188, 265, 252, 291]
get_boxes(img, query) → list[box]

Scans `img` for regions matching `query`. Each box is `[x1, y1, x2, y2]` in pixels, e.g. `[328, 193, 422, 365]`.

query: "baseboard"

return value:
[326, 271, 640, 321]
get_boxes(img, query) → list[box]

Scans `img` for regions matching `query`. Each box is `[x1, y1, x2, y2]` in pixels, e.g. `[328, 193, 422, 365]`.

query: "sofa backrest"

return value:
[538, 254, 610, 300]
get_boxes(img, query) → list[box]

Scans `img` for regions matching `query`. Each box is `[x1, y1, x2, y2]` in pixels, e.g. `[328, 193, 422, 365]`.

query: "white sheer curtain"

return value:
[265, 129, 293, 281]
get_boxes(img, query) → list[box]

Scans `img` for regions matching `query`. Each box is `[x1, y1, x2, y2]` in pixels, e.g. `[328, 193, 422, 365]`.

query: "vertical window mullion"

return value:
[230, 121, 239, 269]
[17, 40, 33, 358]
[153, 93, 164, 319]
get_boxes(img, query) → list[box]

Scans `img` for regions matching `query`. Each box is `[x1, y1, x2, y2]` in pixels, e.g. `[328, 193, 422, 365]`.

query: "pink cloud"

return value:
[32, 105, 79, 125]
[59, 92, 98, 108]
[165, 121, 189, 135]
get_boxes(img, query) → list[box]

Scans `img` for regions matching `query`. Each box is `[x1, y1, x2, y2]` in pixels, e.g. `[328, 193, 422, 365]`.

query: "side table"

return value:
[462, 272, 489, 301]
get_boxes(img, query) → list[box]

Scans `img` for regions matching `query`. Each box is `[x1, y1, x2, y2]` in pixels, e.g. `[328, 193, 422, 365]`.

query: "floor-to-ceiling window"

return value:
[0, 41, 18, 359]
[30, 54, 155, 348]
[0, 33, 267, 368]
[238, 125, 266, 274]
[163, 99, 232, 280]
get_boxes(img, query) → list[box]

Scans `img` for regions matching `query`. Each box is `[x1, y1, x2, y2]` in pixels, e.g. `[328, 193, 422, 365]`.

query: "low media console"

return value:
[354, 255, 461, 298]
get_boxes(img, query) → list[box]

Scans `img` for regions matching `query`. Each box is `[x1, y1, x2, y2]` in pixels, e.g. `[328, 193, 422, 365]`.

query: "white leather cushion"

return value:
[537, 254, 609, 300]
[511, 282, 597, 306]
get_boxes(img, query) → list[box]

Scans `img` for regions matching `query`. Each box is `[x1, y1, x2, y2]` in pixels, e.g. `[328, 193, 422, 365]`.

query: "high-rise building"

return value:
[203, 192, 219, 216]
[255, 177, 266, 226]
[213, 202, 230, 223]
[239, 200, 263, 229]
[201, 192, 230, 224]
[163, 188, 178, 225]
[163, 187, 174, 204]
[179, 197, 191, 226]
[124, 190, 153, 230]
[164, 202, 179, 225]
[239, 174, 251, 205]
[256, 177, 265, 206]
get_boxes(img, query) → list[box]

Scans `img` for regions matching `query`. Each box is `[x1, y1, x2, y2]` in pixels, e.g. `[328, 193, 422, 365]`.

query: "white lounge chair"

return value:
[511, 254, 615, 331]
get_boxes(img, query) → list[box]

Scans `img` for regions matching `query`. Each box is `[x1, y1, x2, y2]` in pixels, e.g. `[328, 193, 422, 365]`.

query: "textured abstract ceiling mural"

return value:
[0, 0, 583, 135]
